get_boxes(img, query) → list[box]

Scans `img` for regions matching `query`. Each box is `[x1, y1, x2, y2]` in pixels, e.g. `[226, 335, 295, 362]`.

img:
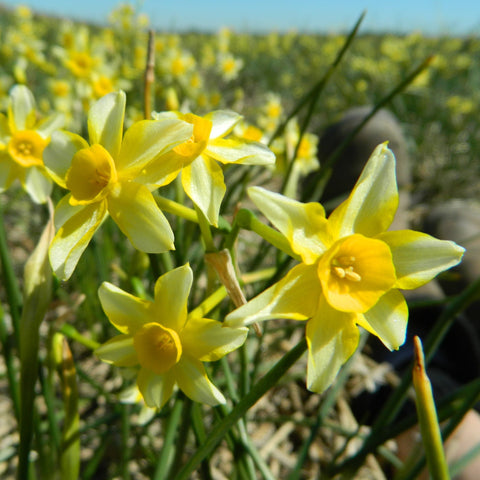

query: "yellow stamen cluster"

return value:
[172, 114, 212, 161]
[332, 256, 362, 282]
[134, 323, 182, 375]
[7, 130, 47, 168]
[65, 144, 117, 205]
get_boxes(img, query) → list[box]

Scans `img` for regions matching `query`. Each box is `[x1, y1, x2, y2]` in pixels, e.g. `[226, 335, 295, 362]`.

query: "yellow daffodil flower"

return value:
[225, 143, 465, 394]
[96, 264, 248, 408]
[0, 85, 64, 203]
[150, 110, 275, 226]
[44, 90, 193, 280]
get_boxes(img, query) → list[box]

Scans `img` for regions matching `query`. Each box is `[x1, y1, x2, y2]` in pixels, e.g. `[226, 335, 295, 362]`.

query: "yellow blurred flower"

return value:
[0, 85, 64, 203]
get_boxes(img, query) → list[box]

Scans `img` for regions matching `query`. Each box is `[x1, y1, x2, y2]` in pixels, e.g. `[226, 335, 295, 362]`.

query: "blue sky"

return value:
[1, 0, 480, 34]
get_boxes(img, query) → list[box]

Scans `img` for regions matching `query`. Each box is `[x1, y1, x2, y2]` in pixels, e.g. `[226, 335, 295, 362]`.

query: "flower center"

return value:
[172, 113, 212, 163]
[7, 130, 48, 168]
[318, 234, 396, 313]
[331, 256, 362, 282]
[67, 52, 94, 77]
[65, 143, 117, 205]
[134, 323, 182, 375]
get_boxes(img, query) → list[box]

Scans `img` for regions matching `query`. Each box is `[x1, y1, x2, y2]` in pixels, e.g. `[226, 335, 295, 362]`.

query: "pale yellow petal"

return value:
[181, 155, 225, 227]
[206, 138, 275, 165]
[24, 166, 52, 204]
[205, 110, 242, 139]
[328, 143, 398, 238]
[248, 186, 329, 264]
[116, 117, 192, 177]
[378, 230, 465, 289]
[43, 130, 88, 188]
[88, 90, 125, 159]
[95, 334, 138, 366]
[107, 181, 174, 253]
[173, 356, 225, 405]
[181, 317, 248, 361]
[98, 282, 152, 334]
[225, 263, 321, 327]
[137, 368, 176, 409]
[49, 200, 108, 280]
[36, 113, 65, 138]
[8, 85, 36, 131]
[357, 289, 408, 350]
[53, 194, 83, 229]
[151, 264, 192, 332]
[306, 297, 360, 393]
[135, 150, 183, 187]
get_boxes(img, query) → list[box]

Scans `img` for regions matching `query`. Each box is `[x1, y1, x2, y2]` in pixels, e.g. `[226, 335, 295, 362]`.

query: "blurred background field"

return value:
[0, 2, 479, 204]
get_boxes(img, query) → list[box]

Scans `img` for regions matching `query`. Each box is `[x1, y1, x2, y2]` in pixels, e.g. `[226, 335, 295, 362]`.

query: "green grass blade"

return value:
[56, 335, 80, 480]
[175, 338, 308, 480]
[18, 214, 54, 480]
[412, 336, 450, 480]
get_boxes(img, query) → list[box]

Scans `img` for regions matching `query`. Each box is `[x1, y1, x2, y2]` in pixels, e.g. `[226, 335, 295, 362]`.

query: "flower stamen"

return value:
[65, 143, 117, 204]
[134, 322, 182, 375]
[8, 130, 47, 168]
[332, 256, 362, 282]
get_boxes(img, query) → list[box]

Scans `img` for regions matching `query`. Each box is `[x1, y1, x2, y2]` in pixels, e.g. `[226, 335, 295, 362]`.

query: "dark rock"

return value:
[316, 106, 412, 202]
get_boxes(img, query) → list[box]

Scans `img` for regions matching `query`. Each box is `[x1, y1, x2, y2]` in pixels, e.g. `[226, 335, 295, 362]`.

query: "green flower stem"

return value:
[214, 404, 257, 480]
[288, 338, 366, 480]
[175, 337, 308, 480]
[40, 345, 61, 455]
[18, 216, 54, 480]
[236, 420, 276, 480]
[173, 176, 187, 260]
[241, 267, 277, 285]
[234, 209, 300, 261]
[154, 194, 232, 233]
[154, 194, 198, 223]
[58, 336, 81, 480]
[158, 251, 174, 273]
[153, 394, 185, 480]
[189, 285, 227, 319]
[170, 398, 194, 477]
[195, 205, 216, 252]
[219, 357, 273, 478]
[59, 323, 100, 350]
[190, 403, 213, 480]
[239, 342, 250, 397]
[412, 336, 450, 480]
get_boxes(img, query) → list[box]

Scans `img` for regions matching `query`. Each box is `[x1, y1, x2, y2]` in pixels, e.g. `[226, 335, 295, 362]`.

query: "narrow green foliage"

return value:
[18, 212, 54, 480]
[412, 336, 450, 480]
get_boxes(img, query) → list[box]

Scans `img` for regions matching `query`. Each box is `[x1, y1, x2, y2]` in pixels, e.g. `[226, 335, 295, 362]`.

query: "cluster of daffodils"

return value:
[1, 83, 464, 410]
